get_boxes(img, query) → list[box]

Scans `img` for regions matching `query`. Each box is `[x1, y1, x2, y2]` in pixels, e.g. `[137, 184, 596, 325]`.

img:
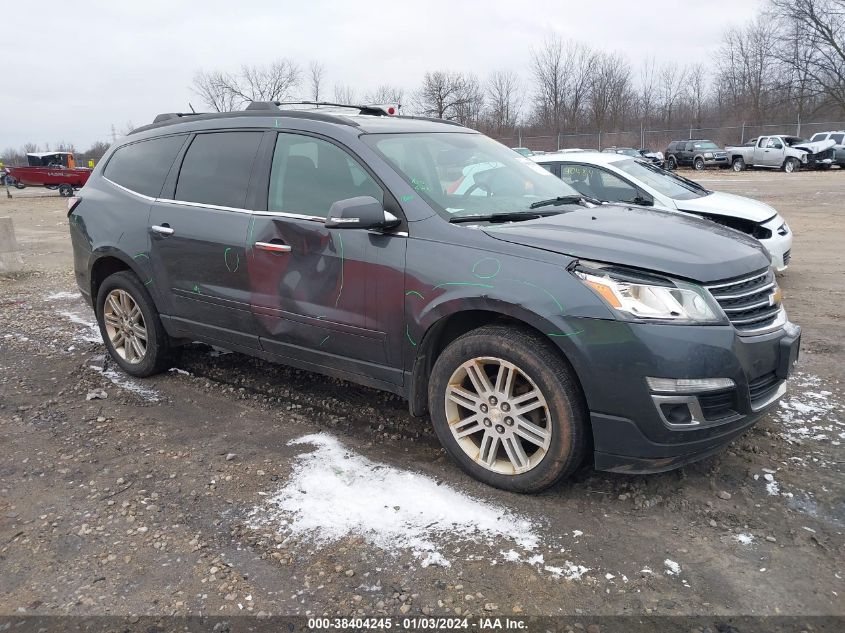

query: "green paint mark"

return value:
[334, 232, 345, 308]
[275, 118, 281, 128]
[410, 177, 430, 192]
[224, 247, 240, 273]
[406, 325, 418, 347]
[400, 194, 415, 202]
[192, 284, 202, 295]
[133, 253, 150, 261]
[511, 279, 563, 312]
[405, 290, 425, 299]
[433, 281, 495, 290]
[548, 329, 584, 338]
[144, 279, 153, 286]
[319, 335, 330, 346]
[471, 257, 501, 279]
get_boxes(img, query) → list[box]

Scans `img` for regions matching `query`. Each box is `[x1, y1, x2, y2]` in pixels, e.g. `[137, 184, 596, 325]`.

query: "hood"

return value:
[483, 204, 770, 283]
[675, 191, 777, 223]
[792, 139, 835, 154]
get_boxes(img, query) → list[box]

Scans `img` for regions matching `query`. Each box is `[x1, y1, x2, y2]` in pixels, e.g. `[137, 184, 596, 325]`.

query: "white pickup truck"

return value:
[725, 135, 836, 173]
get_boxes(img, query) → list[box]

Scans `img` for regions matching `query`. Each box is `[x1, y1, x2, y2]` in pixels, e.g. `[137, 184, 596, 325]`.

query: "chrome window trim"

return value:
[103, 177, 157, 202]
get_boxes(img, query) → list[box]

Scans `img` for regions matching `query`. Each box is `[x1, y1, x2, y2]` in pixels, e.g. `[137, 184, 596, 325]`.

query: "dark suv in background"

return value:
[665, 139, 729, 170]
[68, 102, 800, 493]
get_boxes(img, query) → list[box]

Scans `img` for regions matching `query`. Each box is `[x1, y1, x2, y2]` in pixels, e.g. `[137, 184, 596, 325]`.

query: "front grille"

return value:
[707, 268, 782, 332]
[699, 389, 737, 420]
[783, 249, 791, 265]
[714, 152, 727, 159]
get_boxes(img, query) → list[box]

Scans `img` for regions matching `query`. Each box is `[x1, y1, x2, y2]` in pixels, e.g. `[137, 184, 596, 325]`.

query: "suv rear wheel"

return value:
[428, 324, 586, 493]
[666, 155, 677, 170]
[96, 271, 173, 377]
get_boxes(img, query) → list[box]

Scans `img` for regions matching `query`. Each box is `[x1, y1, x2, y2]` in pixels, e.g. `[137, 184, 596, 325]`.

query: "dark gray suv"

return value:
[68, 102, 800, 492]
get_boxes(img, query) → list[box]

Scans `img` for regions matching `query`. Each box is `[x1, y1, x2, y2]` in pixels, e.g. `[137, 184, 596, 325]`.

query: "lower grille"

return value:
[706, 268, 782, 333]
[699, 389, 737, 420]
[783, 249, 791, 265]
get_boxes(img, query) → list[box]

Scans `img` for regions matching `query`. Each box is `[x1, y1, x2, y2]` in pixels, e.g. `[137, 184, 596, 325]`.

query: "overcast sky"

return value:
[2, 0, 764, 152]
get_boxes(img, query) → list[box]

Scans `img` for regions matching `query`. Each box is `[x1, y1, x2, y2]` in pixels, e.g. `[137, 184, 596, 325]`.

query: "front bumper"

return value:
[556, 317, 801, 474]
[703, 155, 729, 166]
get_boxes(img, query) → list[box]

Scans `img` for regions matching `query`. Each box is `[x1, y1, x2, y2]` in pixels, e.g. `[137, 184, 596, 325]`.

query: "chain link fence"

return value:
[498, 120, 845, 153]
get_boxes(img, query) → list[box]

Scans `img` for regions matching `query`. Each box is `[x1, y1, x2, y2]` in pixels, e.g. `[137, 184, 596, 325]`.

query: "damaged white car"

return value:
[725, 135, 836, 173]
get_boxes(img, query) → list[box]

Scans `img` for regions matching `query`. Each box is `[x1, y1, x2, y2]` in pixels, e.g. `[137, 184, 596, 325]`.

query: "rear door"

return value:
[246, 131, 407, 387]
[148, 130, 264, 348]
[753, 137, 770, 165]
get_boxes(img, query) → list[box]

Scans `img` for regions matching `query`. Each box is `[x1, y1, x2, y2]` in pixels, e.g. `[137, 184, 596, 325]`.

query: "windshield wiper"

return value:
[449, 210, 563, 224]
[529, 195, 600, 209]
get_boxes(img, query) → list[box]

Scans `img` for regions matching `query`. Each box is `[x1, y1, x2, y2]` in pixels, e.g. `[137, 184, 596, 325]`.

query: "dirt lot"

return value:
[0, 171, 843, 627]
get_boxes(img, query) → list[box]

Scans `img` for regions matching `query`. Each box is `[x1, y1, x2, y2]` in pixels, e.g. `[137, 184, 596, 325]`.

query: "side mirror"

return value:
[631, 192, 654, 206]
[324, 196, 400, 230]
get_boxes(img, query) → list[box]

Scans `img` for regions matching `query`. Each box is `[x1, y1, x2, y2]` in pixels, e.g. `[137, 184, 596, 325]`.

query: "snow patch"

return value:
[60, 311, 101, 344]
[664, 559, 681, 576]
[45, 291, 81, 301]
[250, 434, 538, 568]
[88, 365, 160, 402]
[545, 562, 590, 580]
[776, 374, 842, 445]
[735, 533, 755, 545]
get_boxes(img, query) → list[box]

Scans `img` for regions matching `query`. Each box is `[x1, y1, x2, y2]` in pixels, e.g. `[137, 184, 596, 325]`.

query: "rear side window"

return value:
[103, 135, 185, 198]
[175, 132, 263, 209]
[811, 133, 826, 142]
[831, 133, 844, 144]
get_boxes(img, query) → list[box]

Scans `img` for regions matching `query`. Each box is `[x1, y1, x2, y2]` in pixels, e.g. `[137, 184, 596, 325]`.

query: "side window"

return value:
[831, 133, 844, 144]
[268, 133, 383, 218]
[767, 138, 783, 149]
[175, 132, 263, 209]
[103, 135, 185, 198]
[684, 142, 694, 152]
[591, 168, 638, 203]
[757, 137, 768, 148]
[560, 164, 599, 198]
[810, 133, 826, 142]
[539, 162, 559, 176]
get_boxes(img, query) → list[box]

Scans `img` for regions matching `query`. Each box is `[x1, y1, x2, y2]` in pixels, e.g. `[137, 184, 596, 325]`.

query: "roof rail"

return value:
[152, 112, 202, 124]
[246, 100, 395, 116]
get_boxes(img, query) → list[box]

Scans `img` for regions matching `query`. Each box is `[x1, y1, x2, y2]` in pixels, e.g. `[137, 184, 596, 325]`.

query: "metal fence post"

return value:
[740, 122, 745, 144]
[518, 128, 522, 147]
[556, 132, 561, 151]
[796, 113, 801, 137]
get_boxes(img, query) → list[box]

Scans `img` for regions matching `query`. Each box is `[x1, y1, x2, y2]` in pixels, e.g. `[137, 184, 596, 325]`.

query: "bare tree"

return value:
[333, 83, 358, 104]
[191, 70, 241, 112]
[309, 61, 326, 101]
[769, 0, 845, 112]
[530, 36, 595, 134]
[686, 63, 709, 128]
[192, 60, 300, 110]
[484, 70, 522, 133]
[414, 71, 484, 124]
[637, 57, 660, 125]
[364, 84, 405, 107]
[587, 52, 632, 132]
[716, 18, 775, 123]
[657, 62, 689, 127]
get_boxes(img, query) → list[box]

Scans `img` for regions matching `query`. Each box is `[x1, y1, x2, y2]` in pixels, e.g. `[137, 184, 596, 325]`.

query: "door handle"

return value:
[255, 241, 291, 253]
[151, 224, 174, 236]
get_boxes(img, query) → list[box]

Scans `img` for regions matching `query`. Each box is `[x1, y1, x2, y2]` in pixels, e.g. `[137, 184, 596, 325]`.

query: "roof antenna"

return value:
[188, 102, 196, 114]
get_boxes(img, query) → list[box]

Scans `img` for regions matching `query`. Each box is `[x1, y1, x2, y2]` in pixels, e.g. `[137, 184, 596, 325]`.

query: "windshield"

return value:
[692, 141, 720, 150]
[362, 132, 580, 219]
[613, 159, 709, 200]
[617, 148, 641, 157]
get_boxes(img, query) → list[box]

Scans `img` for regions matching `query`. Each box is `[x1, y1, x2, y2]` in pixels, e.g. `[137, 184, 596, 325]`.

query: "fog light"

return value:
[660, 402, 693, 425]
[646, 377, 735, 393]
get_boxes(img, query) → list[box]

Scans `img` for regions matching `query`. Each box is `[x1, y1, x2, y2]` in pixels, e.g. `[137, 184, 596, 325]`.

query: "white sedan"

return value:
[532, 152, 793, 272]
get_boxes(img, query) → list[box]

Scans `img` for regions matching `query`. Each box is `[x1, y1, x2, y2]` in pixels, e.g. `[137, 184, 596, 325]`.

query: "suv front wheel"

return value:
[96, 270, 173, 377]
[428, 324, 586, 493]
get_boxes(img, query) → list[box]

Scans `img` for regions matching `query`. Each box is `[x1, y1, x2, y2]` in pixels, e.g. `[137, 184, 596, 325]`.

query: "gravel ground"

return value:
[0, 171, 842, 624]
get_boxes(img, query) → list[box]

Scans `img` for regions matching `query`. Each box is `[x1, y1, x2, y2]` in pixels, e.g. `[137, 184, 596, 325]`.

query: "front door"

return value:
[247, 131, 406, 387]
[148, 130, 264, 349]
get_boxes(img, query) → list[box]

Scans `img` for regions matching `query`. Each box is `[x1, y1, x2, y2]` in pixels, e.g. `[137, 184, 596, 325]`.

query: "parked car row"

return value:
[72, 103, 800, 493]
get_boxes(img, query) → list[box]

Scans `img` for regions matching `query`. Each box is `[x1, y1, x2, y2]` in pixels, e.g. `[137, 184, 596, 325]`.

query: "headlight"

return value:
[704, 152, 714, 159]
[572, 261, 725, 323]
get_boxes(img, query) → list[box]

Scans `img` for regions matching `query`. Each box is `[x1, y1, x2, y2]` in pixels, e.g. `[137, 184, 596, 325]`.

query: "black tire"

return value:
[693, 157, 705, 171]
[58, 184, 73, 197]
[783, 157, 800, 173]
[95, 270, 172, 377]
[732, 157, 745, 172]
[428, 324, 587, 493]
[667, 155, 677, 170]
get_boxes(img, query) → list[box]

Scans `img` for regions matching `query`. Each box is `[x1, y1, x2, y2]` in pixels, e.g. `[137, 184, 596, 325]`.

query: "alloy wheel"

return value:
[103, 289, 147, 364]
[444, 356, 552, 475]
